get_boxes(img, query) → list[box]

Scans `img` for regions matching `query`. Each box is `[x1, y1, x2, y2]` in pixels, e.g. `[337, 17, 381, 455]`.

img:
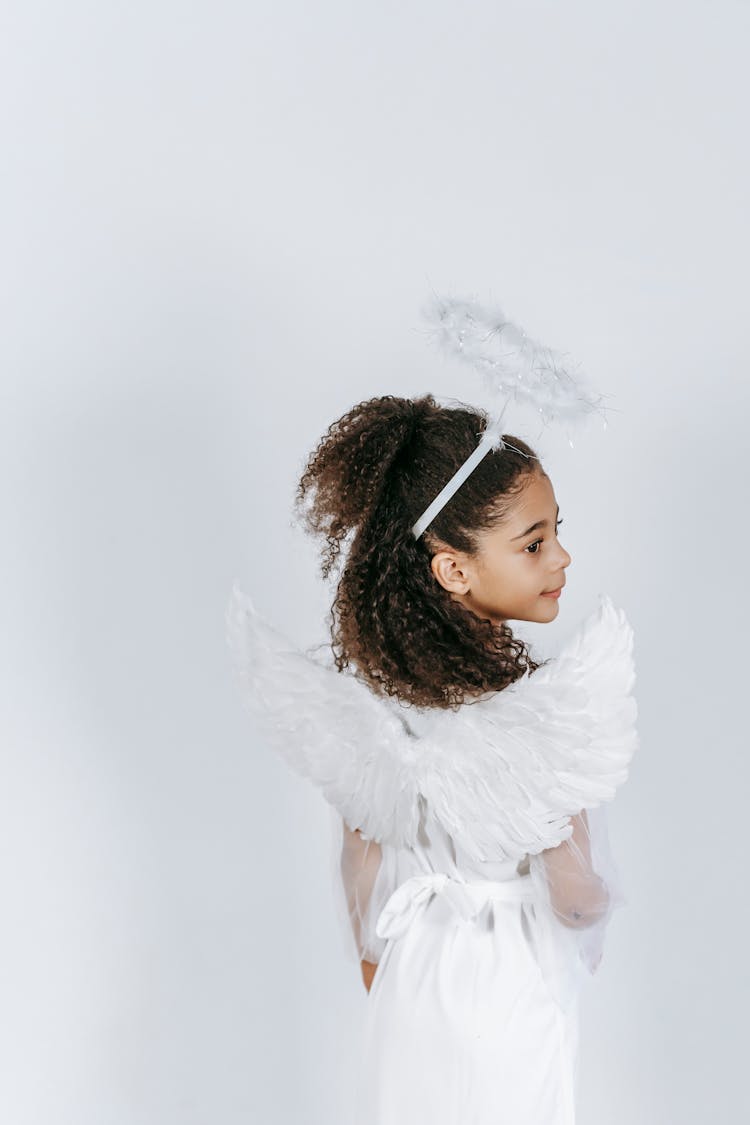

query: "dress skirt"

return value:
[354, 872, 580, 1125]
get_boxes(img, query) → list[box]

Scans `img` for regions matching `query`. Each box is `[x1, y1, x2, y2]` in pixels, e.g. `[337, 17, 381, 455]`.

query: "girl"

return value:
[227, 392, 638, 1125]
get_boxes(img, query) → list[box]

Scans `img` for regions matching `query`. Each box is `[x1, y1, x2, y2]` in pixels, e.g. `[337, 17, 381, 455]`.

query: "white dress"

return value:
[225, 588, 639, 1125]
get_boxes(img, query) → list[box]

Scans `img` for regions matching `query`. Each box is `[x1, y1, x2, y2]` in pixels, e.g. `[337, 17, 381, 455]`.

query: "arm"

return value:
[540, 810, 611, 930]
[360, 959, 378, 993]
[339, 820, 385, 992]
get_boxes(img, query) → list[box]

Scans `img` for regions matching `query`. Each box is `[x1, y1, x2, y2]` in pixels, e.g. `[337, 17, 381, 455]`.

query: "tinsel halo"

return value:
[421, 293, 609, 443]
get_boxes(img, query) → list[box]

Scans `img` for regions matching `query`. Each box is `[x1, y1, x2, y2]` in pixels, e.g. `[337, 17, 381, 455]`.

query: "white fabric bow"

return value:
[375, 872, 537, 942]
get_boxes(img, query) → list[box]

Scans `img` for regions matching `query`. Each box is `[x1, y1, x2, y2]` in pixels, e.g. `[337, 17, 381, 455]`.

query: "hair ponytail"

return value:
[295, 395, 422, 578]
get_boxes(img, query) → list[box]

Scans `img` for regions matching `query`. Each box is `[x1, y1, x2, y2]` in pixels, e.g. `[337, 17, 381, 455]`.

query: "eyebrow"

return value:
[511, 503, 560, 540]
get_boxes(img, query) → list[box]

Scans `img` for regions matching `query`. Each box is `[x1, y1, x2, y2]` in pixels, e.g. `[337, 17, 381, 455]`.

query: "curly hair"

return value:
[294, 393, 548, 710]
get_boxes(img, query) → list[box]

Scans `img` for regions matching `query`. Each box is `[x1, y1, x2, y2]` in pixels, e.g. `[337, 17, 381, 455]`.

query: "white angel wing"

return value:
[225, 584, 423, 848]
[225, 584, 638, 863]
[413, 595, 638, 861]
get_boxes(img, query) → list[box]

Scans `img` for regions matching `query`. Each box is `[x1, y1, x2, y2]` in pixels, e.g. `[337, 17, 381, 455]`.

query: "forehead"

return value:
[506, 471, 556, 523]
[479, 471, 557, 546]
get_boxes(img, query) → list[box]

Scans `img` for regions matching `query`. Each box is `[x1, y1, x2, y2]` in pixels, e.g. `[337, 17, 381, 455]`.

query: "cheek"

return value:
[512, 556, 541, 595]
[485, 557, 525, 594]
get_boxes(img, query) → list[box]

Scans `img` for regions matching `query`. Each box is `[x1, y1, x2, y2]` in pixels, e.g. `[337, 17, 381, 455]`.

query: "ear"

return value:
[430, 550, 472, 595]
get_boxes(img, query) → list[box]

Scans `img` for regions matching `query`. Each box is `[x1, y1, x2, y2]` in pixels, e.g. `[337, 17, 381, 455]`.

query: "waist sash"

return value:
[375, 872, 537, 942]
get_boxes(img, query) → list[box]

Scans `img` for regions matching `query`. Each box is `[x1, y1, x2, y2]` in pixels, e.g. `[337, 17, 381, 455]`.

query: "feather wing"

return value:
[416, 594, 638, 860]
[225, 583, 422, 847]
[225, 584, 638, 861]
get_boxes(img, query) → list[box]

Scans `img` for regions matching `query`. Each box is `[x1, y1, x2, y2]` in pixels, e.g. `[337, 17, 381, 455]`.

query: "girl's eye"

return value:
[525, 518, 564, 555]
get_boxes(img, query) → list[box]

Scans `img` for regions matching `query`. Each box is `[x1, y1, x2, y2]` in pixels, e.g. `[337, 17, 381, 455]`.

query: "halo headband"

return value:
[410, 294, 607, 541]
[411, 427, 499, 540]
[410, 427, 536, 540]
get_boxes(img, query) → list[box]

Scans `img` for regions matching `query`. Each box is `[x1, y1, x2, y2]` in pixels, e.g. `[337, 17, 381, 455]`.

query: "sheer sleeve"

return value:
[328, 807, 398, 968]
[527, 804, 628, 1013]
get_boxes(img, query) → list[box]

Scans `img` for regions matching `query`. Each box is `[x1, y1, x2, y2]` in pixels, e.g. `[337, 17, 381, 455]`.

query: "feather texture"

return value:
[225, 585, 638, 862]
[412, 596, 638, 860]
[422, 293, 608, 435]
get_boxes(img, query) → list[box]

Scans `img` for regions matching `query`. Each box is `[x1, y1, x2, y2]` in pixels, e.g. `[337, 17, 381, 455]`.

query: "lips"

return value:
[541, 585, 564, 597]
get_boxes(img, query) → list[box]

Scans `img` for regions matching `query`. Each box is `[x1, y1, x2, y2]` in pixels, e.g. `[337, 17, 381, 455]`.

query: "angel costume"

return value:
[226, 586, 638, 1125]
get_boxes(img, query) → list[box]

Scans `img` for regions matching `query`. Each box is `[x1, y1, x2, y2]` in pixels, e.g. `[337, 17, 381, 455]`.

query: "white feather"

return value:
[422, 293, 608, 435]
[225, 584, 638, 863]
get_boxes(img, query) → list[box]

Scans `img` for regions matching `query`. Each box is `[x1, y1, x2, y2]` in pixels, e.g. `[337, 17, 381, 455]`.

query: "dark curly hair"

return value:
[294, 393, 548, 710]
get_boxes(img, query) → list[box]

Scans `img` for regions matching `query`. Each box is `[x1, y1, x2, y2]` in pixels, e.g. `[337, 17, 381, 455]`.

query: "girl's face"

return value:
[429, 470, 572, 626]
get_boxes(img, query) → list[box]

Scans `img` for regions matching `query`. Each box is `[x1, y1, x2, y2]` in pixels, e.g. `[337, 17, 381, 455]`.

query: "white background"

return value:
[2, 1, 748, 1121]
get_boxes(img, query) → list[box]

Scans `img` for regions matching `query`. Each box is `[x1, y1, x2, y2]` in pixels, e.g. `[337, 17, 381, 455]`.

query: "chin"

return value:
[522, 598, 560, 623]
[500, 602, 560, 625]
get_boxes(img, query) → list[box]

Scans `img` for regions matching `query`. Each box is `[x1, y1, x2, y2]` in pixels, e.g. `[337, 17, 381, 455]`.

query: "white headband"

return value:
[411, 425, 502, 540]
[410, 294, 607, 541]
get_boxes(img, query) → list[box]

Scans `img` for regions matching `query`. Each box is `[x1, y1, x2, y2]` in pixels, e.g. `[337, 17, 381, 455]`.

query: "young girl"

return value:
[227, 392, 638, 1125]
